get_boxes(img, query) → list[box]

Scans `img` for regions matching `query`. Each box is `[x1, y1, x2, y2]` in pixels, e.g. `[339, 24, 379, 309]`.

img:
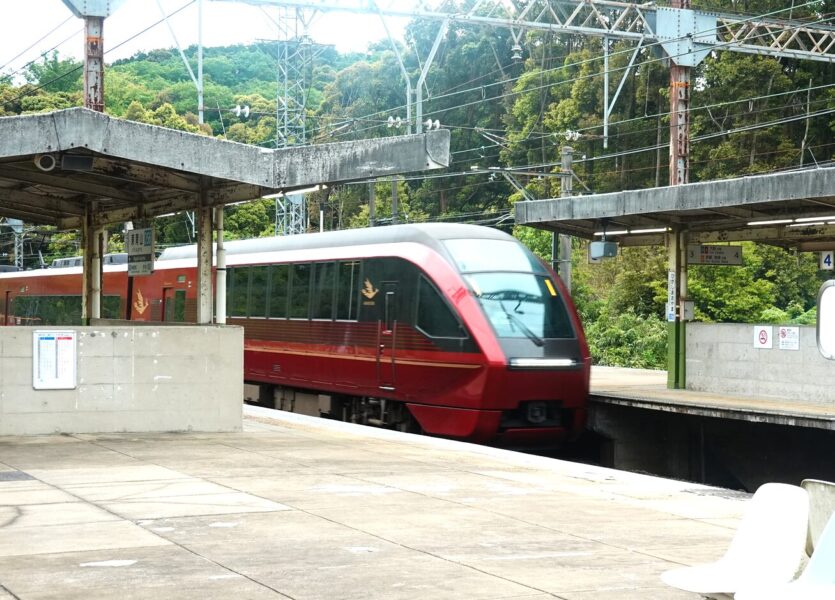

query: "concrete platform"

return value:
[0, 406, 749, 599]
[591, 366, 835, 430]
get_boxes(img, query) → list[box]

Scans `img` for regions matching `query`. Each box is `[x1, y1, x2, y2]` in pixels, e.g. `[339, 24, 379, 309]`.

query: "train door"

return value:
[161, 287, 171, 321]
[162, 288, 186, 322]
[377, 282, 397, 390]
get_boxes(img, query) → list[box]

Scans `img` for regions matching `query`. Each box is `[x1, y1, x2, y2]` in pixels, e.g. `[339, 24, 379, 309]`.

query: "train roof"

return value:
[158, 223, 514, 261]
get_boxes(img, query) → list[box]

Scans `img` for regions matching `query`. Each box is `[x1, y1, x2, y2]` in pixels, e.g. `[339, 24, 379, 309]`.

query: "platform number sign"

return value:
[821, 251, 834, 271]
[126, 227, 154, 276]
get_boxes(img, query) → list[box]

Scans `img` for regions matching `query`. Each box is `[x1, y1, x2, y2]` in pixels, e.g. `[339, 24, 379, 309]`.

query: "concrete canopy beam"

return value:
[0, 189, 86, 218]
[0, 165, 142, 203]
[515, 166, 835, 247]
[0, 108, 451, 228]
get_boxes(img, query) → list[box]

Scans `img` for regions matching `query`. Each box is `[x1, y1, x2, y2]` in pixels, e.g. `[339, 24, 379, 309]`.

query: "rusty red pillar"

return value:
[84, 16, 105, 112]
[669, 0, 690, 186]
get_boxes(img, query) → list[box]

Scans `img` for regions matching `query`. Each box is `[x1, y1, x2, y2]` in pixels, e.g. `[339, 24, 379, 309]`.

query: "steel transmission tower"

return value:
[223, 0, 835, 168]
[270, 6, 326, 235]
[274, 6, 314, 147]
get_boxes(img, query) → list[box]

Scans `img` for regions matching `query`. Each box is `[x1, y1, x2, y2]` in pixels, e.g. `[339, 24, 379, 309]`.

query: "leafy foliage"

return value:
[2, 3, 833, 371]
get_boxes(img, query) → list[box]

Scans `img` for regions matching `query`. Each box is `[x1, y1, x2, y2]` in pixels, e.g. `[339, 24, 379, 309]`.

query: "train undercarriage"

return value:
[244, 382, 421, 433]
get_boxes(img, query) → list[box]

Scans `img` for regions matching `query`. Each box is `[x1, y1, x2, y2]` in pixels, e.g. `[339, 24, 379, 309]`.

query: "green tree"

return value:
[224, 200, 274, 239]
[24, 51, 82, 94]
[150, 103, 201, 132]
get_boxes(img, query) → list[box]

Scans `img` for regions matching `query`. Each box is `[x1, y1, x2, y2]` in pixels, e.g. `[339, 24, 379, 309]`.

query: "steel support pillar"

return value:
[83, 17, 105, 111]
[667, 230, 687, 389]
[669, 0, 691, 186]
[196, 197, 214, 325]
[82, 206, 104, 323]
[666, 0, 690, 387]
[669, 64, 690, 186]
[215, 206, 226, 325]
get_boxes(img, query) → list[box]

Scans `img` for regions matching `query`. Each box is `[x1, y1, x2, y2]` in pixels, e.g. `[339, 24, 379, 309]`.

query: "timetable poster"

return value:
[32, 330, 77, 390]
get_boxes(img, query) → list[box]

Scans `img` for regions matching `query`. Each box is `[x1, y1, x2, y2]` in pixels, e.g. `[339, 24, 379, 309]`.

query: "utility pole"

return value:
[368, 182, 376, 227]
[391, 180, 399, 225]
[558, 146, 573, 293]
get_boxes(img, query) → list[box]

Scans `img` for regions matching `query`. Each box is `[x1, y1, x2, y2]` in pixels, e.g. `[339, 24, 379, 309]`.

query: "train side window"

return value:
[311, 262, 336, 319]
[289, 263, 312, 319]
[336, 261, 360, 320]
[229, 267, 250, 318]
[268, 264, 289, 318]
[13, 295, 83, 326]
[102, 296, 121, 319]
[249, 266, 268, 318]
[416, 277, 467, 339]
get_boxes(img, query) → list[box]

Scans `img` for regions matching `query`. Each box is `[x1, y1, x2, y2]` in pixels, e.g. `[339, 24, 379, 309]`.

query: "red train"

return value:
[0, 223, 590, 445]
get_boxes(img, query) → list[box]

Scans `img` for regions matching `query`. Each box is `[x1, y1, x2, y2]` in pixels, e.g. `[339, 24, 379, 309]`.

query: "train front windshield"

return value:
[444, 239, 575, 341]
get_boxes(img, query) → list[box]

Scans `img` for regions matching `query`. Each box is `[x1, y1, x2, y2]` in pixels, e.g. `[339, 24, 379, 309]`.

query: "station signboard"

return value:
[687, 245, 743, 266]
[126, 227, 154, 276]
[821, 250, 834, 271]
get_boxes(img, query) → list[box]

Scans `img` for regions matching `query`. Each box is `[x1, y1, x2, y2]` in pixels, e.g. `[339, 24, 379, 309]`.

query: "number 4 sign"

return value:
[822, 251, 834, 271]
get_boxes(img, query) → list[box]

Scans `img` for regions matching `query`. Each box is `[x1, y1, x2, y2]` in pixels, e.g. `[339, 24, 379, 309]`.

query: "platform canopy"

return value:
[515, 166, 835, 251]
[0, 108, 450, 229]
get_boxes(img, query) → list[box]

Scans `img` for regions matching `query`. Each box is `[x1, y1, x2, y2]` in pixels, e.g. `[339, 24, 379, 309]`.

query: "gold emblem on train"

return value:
[133, 288, 149, 315]
[361, 278, 379, 300]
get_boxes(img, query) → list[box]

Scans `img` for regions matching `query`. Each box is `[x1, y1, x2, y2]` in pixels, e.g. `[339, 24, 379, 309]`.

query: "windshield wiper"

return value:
[498, 300, 544, 347]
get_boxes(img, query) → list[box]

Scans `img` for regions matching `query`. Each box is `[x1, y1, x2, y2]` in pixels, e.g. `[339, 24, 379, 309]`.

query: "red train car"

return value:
[0, 223, 590, 445]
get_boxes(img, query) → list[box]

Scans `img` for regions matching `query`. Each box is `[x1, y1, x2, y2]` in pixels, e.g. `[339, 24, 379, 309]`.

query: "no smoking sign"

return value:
[753, 325, 773, 349]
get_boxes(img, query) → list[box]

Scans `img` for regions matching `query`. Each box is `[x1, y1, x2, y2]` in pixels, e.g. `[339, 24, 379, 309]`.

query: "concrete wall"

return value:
[0, 325, 243, 435]
[686, 323, 834, 404]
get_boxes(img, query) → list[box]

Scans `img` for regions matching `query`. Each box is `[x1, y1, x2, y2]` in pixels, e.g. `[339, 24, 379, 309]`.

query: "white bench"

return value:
[661, 483, 809, 598]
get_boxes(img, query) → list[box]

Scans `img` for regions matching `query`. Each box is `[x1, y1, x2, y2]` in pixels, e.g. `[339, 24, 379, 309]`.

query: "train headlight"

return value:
[526, 401, 548, 424]
[509, 358, 576, 369]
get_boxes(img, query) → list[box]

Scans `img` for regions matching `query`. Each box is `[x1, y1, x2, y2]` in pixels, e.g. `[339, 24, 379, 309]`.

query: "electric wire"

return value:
[0, 15, 75, 73]
[7, 0, 196, 101]
[305, 0, 832, 140]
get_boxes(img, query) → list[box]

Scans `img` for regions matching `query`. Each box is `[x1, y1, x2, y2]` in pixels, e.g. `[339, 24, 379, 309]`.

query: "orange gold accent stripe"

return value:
[245, 345, 482, 370]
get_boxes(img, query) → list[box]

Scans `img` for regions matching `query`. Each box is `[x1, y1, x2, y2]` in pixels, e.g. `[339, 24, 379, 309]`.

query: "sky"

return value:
[0, 0, 413, 80]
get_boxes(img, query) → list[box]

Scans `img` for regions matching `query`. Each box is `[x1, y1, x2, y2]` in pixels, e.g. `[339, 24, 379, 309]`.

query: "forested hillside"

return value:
[1, 0, 833, 367]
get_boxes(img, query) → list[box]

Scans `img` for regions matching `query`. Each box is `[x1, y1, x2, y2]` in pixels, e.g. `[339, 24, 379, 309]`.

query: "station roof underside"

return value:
[515, 166, 835, 251]
[0, 108, 450, 230]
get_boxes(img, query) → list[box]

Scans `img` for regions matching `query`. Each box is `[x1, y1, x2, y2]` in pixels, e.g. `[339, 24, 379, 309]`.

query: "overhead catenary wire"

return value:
[10, 0, 826, 151]
[3, 0, 831, 205]
[306, 0, 832, 141]
[448, 90, 835, 161]
[7, 0, 196, 101]
[0, 15, 75, 74]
